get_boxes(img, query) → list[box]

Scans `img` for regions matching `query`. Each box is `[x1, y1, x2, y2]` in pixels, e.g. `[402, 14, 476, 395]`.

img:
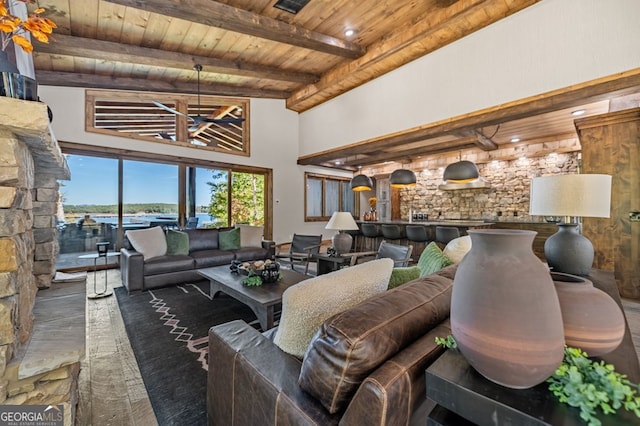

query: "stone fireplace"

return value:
[0, 97, 81, 425]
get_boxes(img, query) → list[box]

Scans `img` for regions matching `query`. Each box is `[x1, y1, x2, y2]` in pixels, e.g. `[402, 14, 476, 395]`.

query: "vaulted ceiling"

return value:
[33, 0, 536, 112]
[30, 0, 640, 170]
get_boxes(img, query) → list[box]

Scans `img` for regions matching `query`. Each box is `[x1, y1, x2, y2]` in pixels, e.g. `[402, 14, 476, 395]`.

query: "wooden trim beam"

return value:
[286, 0, 539, 112]
[36, 34, 318, 85]
[35, 71, 290, 99]
[297, 69, 640, 167]
[102, 0, 364, 59]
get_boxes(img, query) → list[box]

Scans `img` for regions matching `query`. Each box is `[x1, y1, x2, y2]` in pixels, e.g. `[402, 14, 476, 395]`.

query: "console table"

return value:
[426, 270, 640, 425]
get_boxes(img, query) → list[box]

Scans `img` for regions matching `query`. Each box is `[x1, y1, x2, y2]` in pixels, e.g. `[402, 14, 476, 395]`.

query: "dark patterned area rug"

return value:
[115, 282, 260, 426]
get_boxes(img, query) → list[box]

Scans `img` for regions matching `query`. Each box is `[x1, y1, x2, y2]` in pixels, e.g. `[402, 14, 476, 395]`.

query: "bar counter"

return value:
[355, 220, 494, 234]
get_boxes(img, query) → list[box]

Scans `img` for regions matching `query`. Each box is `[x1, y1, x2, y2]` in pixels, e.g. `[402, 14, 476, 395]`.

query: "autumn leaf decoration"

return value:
[0, 0, 56, 53]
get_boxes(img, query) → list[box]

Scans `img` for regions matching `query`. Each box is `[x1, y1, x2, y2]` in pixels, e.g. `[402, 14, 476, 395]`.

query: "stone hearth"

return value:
[0, 97, 79, 424]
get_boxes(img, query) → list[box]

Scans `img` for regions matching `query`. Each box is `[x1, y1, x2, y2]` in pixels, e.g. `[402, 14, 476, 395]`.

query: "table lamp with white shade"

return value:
[325, 212, 359, 255]
[529, 174, 611, 276]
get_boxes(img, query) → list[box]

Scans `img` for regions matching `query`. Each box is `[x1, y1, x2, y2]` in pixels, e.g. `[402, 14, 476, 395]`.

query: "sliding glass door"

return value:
[57, 153, 268, 271]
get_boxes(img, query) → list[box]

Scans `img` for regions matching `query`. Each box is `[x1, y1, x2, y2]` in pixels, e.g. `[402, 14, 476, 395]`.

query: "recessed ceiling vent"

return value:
[274, 0, 311, 14]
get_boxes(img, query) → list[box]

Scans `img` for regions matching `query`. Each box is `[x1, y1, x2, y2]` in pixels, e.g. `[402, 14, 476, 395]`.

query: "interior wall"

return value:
[38, 86, 345, 244]
[298, 0, 640, 156]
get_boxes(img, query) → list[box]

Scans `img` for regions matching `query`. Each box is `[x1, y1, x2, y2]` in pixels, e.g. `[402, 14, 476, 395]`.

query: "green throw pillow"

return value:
[417, 242, 453, 277]
[166, 229, 189, 255]
[388, 266, 421, 289]
[219, 227, 241, 250]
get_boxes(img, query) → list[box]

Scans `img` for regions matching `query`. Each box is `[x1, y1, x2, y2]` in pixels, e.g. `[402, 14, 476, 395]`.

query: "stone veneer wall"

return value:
[0, 98, 72, 422]
[400, 153, 580, 222]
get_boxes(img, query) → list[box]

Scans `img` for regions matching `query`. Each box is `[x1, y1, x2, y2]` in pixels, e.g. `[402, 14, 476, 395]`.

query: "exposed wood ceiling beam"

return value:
[297, 69, 640, 167]
[35, 71, 290, 99]
[286, 0, 539, 112]
[102, 0, 364, 58]
[37, 34, 318, 84]
[341, 137, 479, 168]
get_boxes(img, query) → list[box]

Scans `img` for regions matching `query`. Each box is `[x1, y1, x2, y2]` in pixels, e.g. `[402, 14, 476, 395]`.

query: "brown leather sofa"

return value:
[207, 264, 457, 425]
[120, 227, 275, 292]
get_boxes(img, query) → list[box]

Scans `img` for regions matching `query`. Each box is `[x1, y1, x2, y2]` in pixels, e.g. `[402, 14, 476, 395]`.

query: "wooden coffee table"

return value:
[197, 265, 309, 330]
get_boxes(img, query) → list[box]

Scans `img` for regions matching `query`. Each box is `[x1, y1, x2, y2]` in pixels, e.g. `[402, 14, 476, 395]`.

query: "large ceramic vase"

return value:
[451, 229, 565, 389]
[552, 272, 625, 356]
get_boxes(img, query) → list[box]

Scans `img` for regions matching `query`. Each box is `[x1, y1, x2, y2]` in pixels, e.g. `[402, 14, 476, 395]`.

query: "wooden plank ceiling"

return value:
[30, 0, 640, 170]
[34, 0, 537, 110]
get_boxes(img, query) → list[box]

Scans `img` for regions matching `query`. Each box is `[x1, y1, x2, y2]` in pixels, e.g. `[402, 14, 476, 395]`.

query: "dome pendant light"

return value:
[389, 168, 416, 188]
[350, 173, 373, 191]
[442, 160, 480, 183]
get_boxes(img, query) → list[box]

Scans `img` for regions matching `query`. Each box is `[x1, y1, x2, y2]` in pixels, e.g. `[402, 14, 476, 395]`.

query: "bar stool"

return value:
[435, 226, 460, 248]
[381, 224, 406, 246]
[406, 224, 430, 256]
[360, 223, 381, 251]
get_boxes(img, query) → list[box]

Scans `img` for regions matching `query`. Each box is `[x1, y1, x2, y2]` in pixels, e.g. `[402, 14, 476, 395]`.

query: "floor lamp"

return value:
[529, 174, 611, 276]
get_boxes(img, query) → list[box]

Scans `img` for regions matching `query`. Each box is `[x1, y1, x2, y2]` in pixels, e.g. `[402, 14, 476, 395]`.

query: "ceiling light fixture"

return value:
[350, 167, 373, 192]
[572, 109, 586, 116]
[389, 164, 416, 188]
[438, 155, 490, 191]
[511, 137, 521, 143]
[344, 29, 355, 37]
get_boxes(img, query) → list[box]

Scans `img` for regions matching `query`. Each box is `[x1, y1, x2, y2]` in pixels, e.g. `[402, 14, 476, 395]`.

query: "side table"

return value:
[425, 269, 640, 426]
[78, 252, 120, 299]
[313, 251, 378, 275]
[313, 253, 352, 275]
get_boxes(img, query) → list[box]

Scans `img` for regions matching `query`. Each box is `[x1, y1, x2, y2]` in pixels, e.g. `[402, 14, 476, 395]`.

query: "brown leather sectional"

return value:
[208, 264, 458, 425]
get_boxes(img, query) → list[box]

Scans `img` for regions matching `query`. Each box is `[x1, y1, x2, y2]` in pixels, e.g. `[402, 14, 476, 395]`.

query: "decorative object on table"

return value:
[259, 261, 280, 283]
[450, 229, 565, 389]
[551, 271, 625, 357]
[239, 259, 280, 286]
[229, 259, 241, 273]
[0, 1, 56, 100]
[364, 197, 378, 221]
[325, 211, 359, 255]
[326, 246, 337, 257]
[547, 346, 640, 425]
[529, 174, 612, 276]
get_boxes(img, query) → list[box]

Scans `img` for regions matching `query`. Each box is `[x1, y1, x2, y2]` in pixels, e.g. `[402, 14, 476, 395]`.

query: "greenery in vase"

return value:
[435, 336, 640, 425]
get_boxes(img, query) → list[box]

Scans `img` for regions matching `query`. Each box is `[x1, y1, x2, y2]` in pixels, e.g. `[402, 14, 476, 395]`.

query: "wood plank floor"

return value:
[77, 269, 640, 425]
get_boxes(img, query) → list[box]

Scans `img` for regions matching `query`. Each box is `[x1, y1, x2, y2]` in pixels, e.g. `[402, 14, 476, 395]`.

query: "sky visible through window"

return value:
[62, 155, 217, 206]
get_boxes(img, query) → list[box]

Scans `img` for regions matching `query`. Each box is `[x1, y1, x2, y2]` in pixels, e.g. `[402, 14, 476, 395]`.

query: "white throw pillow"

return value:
[237, 224, 264, 248]
[273, 258, 394, 358]
[443, 235, 472, 264]
[125, 226, 167, 260]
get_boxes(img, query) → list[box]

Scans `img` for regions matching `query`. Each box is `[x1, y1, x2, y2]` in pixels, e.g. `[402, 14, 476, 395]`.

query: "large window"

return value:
[190, 168, 265, 228]
[56, 147, 271, 271]
[85, 89, 250, 156]
[305, 173, 356, 221]
[57, 156, 119, 269]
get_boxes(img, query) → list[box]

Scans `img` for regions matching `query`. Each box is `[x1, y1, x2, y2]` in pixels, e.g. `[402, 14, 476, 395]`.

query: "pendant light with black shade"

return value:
[389, 162, 417, 188]
[350, 167, 374, 192]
